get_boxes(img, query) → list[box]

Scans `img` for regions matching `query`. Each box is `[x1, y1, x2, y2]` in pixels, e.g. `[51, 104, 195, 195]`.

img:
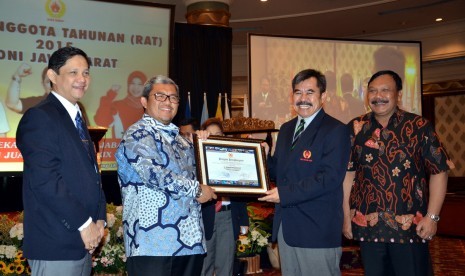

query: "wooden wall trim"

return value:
[423, 79, 465, 96]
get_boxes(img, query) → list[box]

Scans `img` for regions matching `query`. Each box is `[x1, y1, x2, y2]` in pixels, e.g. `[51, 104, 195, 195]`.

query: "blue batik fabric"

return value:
[116, 114, 205, 257]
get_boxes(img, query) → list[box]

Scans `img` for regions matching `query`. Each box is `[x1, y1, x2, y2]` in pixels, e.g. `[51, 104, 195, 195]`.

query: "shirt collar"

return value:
[51, 91, 81, 126]
[142, 113, 179, 136]
[369, 107, 404, 128]
[297, 107, 322, 129]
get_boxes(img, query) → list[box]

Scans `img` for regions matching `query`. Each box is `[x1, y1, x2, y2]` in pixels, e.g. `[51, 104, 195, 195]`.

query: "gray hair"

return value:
[142, 75, 179, 98]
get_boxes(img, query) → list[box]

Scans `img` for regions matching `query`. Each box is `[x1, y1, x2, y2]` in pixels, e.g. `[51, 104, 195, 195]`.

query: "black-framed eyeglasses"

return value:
[151, 93, 180, 104]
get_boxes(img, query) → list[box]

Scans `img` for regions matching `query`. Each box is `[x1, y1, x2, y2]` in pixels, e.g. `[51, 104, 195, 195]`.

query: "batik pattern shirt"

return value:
[347, 109, 453, 243]
[116, 114, 205, 256]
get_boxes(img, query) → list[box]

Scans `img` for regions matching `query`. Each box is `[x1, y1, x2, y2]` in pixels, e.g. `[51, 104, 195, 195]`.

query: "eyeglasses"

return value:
[151, 93, 180, 104]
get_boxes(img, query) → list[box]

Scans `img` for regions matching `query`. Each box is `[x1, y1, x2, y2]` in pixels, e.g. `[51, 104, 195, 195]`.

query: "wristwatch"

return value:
[427, 212, 440, 222]
[195, 186, 203, 198]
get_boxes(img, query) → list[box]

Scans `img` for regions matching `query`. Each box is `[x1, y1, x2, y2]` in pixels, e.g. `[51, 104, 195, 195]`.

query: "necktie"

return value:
[291, 119, 305, 149]
[75, 112, 92, 157]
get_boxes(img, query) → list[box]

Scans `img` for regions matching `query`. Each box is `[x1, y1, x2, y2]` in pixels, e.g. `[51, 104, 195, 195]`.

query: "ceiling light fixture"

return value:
[260, 0, 268, 2]
[435, 18, 443, 22]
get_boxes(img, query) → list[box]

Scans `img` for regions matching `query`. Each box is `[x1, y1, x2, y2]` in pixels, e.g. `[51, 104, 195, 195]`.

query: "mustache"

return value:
[371, 99, 389, 105]
[296, 101, 313, 107]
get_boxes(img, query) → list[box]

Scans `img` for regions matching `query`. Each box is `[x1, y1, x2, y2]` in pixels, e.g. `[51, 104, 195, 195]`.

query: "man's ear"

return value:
[140, 96, 148, 109]
[321, 91, 328, 103]
[46, 69, 57, 88]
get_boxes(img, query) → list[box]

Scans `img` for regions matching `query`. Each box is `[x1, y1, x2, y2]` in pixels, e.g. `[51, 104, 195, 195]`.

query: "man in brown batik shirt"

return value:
[342, 70, 454, 275]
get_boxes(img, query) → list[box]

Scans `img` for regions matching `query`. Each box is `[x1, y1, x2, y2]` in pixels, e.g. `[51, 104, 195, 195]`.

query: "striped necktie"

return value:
[291, 119, 305, 150]
[75, 112, 92, 157]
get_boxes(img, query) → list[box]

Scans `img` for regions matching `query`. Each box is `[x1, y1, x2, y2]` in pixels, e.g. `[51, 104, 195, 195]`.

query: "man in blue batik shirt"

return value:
[116, 75, 217, 276]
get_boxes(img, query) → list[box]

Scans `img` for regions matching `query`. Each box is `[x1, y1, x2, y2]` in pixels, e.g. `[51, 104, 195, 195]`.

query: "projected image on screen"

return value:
[249, 34, 422, 130]
[0, 0, 173, 173]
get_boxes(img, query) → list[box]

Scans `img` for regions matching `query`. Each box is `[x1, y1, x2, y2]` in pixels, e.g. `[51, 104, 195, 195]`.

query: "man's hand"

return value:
[15, 63, 32, 78]
[258, 187, 280, 203]
[196, 184, 217, 203]
[342, 217, 353, 240]
[96, 220, 105, 239]
[261, 142, 270, 156]
[342, 172, 355, 240]
[186, 130, 210, 143]
[416, 216, 437, 241]
[80, 222, 103, 254]
[195, 130, 210, 140]
[416, 172, 447, 241]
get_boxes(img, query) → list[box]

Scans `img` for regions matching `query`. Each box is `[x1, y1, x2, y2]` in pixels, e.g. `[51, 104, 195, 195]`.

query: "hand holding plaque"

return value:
[193, 136, 270, 196]
[195, 184, 217, 203]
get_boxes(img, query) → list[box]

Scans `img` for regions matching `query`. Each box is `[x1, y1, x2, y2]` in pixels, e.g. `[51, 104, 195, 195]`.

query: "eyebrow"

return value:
[293, 88, 315, 93]
[154, 91, 178, 95]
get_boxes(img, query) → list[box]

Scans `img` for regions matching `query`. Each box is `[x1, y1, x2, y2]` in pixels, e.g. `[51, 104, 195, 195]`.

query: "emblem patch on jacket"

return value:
[300, 150, 312, 162]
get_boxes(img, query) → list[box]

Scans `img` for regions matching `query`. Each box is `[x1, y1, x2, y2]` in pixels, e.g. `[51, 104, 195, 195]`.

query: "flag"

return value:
[215, 93, 223, 120]
[201, 92, 209, 125]
[357, 78, 363, 99]
[243, 94, 249, 117]
[184, 91, 191, 119]
[224, 93, 230, 119]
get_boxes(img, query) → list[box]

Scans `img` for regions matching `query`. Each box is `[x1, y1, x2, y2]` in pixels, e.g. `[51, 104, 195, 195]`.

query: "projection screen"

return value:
[249, 34, 422, 132]
[0, 0, 173, 173]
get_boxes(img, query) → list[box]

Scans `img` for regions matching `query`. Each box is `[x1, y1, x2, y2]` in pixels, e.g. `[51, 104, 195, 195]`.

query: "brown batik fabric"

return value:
[347, 108, 454, 244]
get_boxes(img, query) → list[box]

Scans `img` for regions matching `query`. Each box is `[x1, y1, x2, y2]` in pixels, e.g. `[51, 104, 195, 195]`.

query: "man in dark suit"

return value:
[16, 46, 106, 275]
[259, 69, 350, 275]
[252, 76, 277, 119]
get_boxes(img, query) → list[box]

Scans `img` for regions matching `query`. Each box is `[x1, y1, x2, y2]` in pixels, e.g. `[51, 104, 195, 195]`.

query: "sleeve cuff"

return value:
[78, 217, 92, 231]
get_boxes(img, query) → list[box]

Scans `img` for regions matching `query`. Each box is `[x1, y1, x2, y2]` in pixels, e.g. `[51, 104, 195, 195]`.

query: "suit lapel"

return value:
[79, 119, 98, 164]
[283, 117, 298, 150]
[279, 110, 326, 174]
[292, 110, 326, 152]
[49, 94, 98, 167]
[277, 118, 298, 170]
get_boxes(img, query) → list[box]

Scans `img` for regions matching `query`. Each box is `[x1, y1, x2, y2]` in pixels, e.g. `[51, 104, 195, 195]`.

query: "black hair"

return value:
[292, 69, 326, 93]
[48, 46, 90, 73]
[368, 70, 403, 91]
